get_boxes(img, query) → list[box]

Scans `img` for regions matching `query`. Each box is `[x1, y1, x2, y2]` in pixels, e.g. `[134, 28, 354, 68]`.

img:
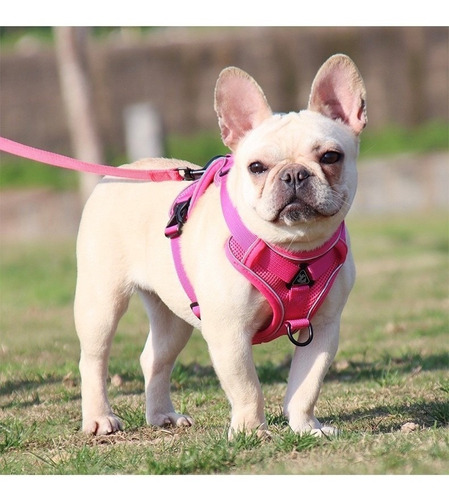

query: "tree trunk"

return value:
[54, 27, 103, 201]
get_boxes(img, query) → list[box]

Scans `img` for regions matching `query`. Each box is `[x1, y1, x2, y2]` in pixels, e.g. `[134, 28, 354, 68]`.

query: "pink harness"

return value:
[165, 155, 348, 346]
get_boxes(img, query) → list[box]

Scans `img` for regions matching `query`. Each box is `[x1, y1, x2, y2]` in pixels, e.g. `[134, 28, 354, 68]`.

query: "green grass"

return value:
[0, 212, 448, 475]
[1, 121, 447, 190]
[0, 157, 80, 191]
[358, 120, 448, 158]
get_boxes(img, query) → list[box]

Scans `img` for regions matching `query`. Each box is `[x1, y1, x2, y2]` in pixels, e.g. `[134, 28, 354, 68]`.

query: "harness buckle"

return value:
[190, 302, 201, 319]
[286, 321, 314, 347]
[164, 199, 191, 238]
[180, 167, 208, 181]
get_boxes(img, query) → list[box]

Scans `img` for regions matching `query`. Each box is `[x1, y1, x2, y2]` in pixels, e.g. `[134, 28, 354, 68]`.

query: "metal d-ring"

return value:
[286, 322, 314, 347]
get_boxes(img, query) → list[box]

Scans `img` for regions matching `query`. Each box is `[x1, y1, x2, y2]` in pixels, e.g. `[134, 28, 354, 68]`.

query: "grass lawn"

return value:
[0, 210, 448, 476]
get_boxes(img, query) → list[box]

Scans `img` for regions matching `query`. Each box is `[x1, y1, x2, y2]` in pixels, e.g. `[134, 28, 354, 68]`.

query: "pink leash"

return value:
[0, 136, 187, 182]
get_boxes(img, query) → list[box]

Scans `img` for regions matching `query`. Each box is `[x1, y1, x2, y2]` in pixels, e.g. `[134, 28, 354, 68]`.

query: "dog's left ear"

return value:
[308, 54, 367, 135]
[214, 67, 272, 151]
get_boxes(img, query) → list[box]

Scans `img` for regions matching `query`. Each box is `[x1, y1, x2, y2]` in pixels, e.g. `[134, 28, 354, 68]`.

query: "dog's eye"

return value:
[248, 162, 268, 175]
[320, 151, 343, 164]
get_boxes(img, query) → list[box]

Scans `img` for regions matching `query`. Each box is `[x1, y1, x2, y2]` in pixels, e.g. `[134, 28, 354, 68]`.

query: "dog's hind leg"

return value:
[74, 265, 132, 435]
[138, 290, 194, 428]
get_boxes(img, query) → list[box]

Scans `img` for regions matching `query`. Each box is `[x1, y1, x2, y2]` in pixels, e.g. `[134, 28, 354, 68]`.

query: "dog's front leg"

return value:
[202, 322, 266, 439]
[284, 320, 340, 436]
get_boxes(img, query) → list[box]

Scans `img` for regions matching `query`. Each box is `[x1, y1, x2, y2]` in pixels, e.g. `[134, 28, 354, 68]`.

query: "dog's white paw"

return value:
[149, 412, 194, 428]
[83, 415, 123, 435]
[309, 425, 339, 438]
[289, 418, 339, 438]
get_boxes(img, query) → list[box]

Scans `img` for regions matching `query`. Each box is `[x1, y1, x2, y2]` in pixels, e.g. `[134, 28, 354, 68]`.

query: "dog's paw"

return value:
[289, 417, 339, 438]
[148, 412, 194, 428]
[309, 425, 339, 438]
[83, 415, 123, 435]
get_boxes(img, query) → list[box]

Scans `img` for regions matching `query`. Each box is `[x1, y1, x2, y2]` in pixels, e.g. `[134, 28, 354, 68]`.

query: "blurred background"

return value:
[0, 26, 448, 240]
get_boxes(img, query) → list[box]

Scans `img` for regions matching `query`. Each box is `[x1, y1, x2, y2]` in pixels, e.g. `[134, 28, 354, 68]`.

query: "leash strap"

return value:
[0, 136, 186, 182]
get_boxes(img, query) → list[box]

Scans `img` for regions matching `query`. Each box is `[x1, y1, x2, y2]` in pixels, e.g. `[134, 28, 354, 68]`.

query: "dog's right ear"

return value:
[214, 67, 272, 151]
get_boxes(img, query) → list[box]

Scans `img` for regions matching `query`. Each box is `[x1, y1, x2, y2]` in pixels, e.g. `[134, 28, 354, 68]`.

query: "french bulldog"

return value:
[74, 54, 367, 437]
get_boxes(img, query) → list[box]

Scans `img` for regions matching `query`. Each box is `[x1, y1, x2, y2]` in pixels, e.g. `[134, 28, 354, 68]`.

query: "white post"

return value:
[124, 102, 164, 162]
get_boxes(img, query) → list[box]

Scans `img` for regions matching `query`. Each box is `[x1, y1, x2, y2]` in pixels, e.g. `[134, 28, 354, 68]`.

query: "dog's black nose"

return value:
[280, 167, 310, 187]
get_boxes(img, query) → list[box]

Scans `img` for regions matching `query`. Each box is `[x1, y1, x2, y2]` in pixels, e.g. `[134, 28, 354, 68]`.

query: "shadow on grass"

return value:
[171, 359, 291, 390]
[327, 351, 449, 384]
[326, 398, 449, 433]
[0, 374, 82, 410]
[168, 351, 448, 390]
[105, 358, 291, 400]
[106, 362, 221, 396]
[0, 358, 289, 409]
[0, 375, 61, 405]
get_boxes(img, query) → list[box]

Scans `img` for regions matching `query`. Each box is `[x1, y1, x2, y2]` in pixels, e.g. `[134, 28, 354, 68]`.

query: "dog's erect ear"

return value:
[308, 54, 367, 135]
[214, 67, 272, 151]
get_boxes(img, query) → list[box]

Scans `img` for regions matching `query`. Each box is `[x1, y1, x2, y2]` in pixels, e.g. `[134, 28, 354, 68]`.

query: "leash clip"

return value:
[286, 321, 314, 347]
[180, 167, 208, 181]
[180, 154, 229, 181]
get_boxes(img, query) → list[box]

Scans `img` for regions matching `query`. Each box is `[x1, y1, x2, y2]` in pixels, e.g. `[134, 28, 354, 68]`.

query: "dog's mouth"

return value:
[255, 173, 348, 227]
[277, 201, 321, 224]
[274, 194, 343, 226]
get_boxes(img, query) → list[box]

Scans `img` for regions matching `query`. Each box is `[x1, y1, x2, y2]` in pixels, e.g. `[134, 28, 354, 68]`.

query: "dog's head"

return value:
[214, 54, 367, 248]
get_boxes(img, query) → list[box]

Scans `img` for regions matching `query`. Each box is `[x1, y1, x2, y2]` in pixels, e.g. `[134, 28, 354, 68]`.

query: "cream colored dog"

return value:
[74, 54, 367, 437]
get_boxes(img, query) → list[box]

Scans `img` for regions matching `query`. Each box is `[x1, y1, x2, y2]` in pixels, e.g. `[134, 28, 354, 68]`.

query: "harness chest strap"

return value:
[165, 155, 348, 346]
